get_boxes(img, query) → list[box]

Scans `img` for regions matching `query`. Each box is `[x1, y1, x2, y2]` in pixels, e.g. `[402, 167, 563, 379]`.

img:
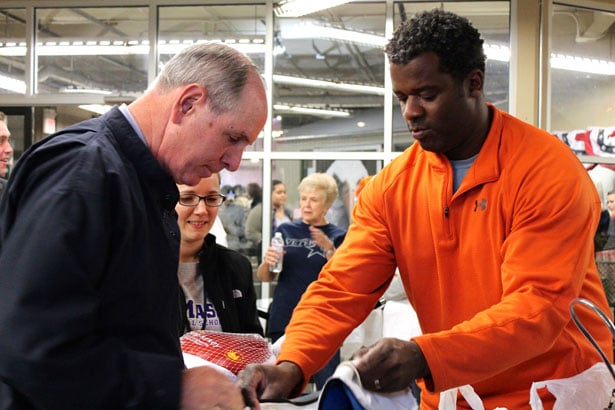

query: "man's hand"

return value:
[181, 366, 246, 410]
[236, 361, 304, 409]
[351, 338, 429, 393]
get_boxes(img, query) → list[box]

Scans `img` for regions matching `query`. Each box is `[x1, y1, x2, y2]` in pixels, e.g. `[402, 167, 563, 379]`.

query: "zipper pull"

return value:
[444, 206, 449, 218]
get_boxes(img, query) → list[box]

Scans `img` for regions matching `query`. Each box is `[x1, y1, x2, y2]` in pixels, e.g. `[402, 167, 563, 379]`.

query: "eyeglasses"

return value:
[178, 193, 226, 207]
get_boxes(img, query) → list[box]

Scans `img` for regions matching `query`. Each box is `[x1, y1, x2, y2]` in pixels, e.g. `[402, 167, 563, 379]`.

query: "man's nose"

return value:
[402, 96, 424, 122]
[222, 147, 244, 171]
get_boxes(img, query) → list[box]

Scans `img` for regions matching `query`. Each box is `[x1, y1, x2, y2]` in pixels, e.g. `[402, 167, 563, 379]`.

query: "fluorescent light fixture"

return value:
[282, 22, 386, 48]
[551, 54, 615, 76]
[274, 0, 351, 18]
[158, 40, 264, 55]
[0, 39, 264, 57]
[0, 41, 26, 56]
[78, 104, 113, 115]
[274, 75, 385, 95]
[483, 43, 615, 75]
[1, 39, 612, 76]
[61, 87, 113, 95]
[274, 104, 350, 118]
[483, 43, 510, 62]
[0, 73, 26, 93]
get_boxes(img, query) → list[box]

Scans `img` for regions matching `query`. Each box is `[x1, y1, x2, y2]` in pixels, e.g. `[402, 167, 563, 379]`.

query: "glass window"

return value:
[550, 4, 615, 134]
[273, 2, 387, 152]
[35, 7, 149, 95]
[0, 8, 27, 94]
[549, 4, 615, 262]
[158, 5, 266, 74]
[392, 1, 510, 151]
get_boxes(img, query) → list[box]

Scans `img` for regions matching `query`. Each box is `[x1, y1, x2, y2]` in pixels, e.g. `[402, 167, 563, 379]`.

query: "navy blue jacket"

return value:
[0, 107, 184, 409]
[267, 221, 346, 341]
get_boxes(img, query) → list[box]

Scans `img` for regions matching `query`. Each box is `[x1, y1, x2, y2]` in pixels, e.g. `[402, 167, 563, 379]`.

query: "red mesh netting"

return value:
[180, 330, 274, 374]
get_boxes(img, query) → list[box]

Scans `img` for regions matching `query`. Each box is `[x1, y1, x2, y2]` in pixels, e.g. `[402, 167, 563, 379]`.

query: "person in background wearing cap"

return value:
[0, 42, 267, 410]
[238, 9, 611, 409]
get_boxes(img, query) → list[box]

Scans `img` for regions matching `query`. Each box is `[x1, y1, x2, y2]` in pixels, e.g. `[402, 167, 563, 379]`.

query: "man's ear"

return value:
[467, 69, 484, 96]
[172, 84, 207, 123]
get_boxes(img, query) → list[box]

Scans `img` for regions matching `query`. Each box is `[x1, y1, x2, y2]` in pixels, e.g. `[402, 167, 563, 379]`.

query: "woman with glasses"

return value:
[175, 173, 263, 336]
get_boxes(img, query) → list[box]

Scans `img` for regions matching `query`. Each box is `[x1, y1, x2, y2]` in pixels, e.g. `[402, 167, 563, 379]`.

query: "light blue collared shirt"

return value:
[118, 104, 147, 147]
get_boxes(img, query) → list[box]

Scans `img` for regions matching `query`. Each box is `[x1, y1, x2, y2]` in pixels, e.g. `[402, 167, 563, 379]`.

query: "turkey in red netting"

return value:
[180, 330, 274, 374]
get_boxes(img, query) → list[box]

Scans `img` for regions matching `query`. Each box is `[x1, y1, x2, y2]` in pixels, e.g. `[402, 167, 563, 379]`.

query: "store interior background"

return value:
[1, 0, 614, 299]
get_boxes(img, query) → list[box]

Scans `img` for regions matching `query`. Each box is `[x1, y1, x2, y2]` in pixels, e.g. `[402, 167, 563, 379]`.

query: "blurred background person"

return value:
[257, 173, 346, 389]
[0, 111, 13, 198]
[246, 182, 262, 210]
[245, 179, 292, 263]
[176, 173, 263, 336]
[218, 183, 250, 252]
[232, 183, 250, 208]
[244, 182, 263, 259]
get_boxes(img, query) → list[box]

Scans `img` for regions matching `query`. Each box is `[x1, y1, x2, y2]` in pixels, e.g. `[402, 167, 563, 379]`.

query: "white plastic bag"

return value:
[438, 362, 614, 410]
[438, 384, 503, 410]
[529, 362, 615, 410]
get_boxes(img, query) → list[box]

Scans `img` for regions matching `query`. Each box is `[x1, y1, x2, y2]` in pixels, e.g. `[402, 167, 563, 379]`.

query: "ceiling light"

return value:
[273, 104, 350, 118]
[0, 73, 26, 93]
[551, 54, 615, 76]
[158, 40, 264, 55]
[274, 0, 351, 18]
[78, 104, 113, 115]
[0, 39, 265, 57]
[483, 44, 615, 76]
[483, 43, 510, 62]
[274, 75, 385, 95]
[61, 87, 113, 95]
[282, 22, 386, 48]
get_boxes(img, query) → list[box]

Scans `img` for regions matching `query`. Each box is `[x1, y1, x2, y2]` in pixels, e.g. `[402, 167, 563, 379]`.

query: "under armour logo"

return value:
[474, 198, 487, 212]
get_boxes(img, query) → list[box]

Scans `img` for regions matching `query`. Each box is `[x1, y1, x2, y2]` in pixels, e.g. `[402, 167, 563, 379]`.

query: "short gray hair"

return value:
[157, 42, 260, 114]
[298, 173, 339, 208]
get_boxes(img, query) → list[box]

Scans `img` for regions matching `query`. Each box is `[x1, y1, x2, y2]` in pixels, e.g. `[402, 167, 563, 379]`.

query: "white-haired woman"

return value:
[257, 172, 346, 389]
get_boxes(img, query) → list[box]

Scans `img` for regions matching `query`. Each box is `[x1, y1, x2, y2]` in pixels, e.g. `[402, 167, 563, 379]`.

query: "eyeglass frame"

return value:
[178, 193, 227, 207]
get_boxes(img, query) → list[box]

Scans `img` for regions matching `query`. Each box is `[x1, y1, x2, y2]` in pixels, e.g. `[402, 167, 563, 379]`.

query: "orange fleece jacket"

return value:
[277, 105, 612, 409]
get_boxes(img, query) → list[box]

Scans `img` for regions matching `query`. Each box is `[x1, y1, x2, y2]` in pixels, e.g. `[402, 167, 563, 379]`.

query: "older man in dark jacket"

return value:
[0, 42, 267, 410]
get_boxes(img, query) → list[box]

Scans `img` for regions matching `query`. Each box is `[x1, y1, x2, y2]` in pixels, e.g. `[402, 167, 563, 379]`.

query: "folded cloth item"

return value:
[317, 361, 418, 410]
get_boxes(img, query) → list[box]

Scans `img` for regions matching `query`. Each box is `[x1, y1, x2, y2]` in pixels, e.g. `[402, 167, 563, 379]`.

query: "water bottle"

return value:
[270, 232, 284, 273]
